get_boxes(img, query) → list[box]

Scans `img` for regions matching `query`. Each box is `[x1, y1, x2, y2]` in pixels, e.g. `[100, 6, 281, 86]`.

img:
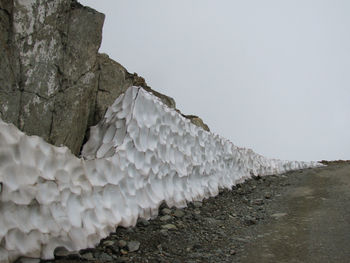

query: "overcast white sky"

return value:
[81, 0, 349, 162]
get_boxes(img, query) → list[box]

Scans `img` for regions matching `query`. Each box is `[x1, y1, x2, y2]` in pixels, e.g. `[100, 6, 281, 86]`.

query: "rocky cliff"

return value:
[0, 0, 196, 156]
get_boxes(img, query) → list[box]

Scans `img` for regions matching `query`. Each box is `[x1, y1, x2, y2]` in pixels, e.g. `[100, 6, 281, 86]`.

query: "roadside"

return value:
[42, 162, 350, 263]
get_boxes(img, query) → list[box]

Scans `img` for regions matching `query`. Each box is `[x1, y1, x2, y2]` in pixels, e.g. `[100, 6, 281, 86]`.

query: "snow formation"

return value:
[0, 86, 322, 262]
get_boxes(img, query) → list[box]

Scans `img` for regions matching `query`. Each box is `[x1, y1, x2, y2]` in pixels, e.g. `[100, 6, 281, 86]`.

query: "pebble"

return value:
[161, 224, 178, 230]
[80, 252, 94, 260]
[126, 228, 134, 233]
[161, 208, 172, 215]
[194, 209, 201, 215]
[177, 221, 185, 228]
[253, 175, 262, 180]
[137, 218, 150, 226]
[265, 193, 272, 199]
[102, 240, 115, 247]
[230, 249, 237, 255]
[99, 252, 113, 261]
[253, 199, 264, 205]
[120, 249, 128, 255]
[118, 256, 129, 262]
[237, 188, 244, 195]
[193, 201, 203, 208]
[54, 247, 80, 259]
[193, 214, 202, 221]
[160, 229, 169, 236]
[118, 240, 127, 248]
[217, 215, 226, 220]
[173, 209, 185, 218]
[244, 216, 257, 225]
[271, 213, 287, 219]
[192, 243, 202, 250]
[160, 215, 172, 221]
[127, 240, 141, 252]
[205, 218, 221, 225]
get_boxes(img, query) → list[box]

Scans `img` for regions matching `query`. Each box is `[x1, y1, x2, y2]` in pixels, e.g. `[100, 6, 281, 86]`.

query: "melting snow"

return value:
[0, 86, 322, 262]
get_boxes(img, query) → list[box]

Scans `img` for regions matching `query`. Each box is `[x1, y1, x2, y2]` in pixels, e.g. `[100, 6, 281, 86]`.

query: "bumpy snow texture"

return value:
[0, 86, 322, 262]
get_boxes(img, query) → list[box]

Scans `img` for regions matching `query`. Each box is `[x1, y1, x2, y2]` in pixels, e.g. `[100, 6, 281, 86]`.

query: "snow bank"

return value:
[0, 86, 322, 262]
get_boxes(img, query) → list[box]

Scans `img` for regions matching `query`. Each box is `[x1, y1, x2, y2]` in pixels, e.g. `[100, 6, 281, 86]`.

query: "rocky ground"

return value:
[41, 162, 350, 263]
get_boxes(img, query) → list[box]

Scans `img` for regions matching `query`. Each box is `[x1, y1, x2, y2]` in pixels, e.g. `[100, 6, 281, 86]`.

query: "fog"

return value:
[80, 0, 350, 162]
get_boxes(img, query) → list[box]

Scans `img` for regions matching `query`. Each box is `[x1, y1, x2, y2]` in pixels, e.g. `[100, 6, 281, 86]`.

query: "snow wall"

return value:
[0, 86, 322, 262]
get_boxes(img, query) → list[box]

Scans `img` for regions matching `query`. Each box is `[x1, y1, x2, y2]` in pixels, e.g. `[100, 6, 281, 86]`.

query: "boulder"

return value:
[0, 0, 209, 156]
[0, 0, 104, 155]
[91, 54, 177, 131]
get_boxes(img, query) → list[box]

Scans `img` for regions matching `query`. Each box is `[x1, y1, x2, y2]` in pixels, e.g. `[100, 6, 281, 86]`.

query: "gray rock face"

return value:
[93, 53, 134, 125]
[0, 0, 104, 155]
[127, 241, 140, 252]
[0, 0, 209, 156]
[92, 54, 177, 125]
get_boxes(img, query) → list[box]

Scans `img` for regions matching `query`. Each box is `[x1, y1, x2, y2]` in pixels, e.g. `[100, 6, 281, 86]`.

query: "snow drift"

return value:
[0, 86, 322, 262]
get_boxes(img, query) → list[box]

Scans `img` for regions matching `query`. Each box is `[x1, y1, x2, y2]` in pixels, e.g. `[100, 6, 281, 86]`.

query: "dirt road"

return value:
[240, 162, 350, 263]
